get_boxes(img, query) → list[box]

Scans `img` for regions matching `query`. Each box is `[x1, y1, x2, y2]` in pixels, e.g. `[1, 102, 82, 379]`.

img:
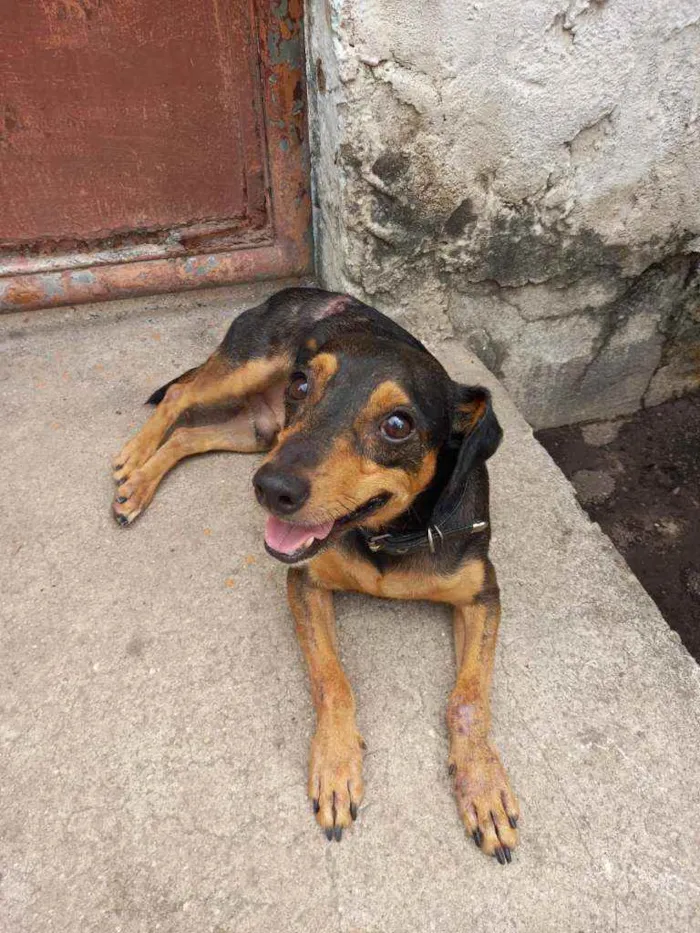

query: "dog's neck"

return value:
[356, 443, 489, 557]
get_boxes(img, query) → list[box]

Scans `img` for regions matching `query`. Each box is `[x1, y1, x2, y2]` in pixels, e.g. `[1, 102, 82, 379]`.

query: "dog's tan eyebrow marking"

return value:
[309, 352, 339, 402]
[358, 380, 411, 425]
[457, 397, 487, 432]
[305, 338, 318, 351]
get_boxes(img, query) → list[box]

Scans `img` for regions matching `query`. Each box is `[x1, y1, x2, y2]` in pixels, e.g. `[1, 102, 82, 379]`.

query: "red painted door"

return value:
[0, 0, 311, 311]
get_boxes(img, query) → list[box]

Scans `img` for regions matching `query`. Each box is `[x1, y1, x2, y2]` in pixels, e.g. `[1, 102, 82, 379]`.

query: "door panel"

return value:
[0, 0, 311, 311]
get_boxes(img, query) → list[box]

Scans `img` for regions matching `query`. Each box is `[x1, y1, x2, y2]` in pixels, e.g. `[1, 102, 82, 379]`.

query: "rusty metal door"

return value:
[0, 0, 311, 312]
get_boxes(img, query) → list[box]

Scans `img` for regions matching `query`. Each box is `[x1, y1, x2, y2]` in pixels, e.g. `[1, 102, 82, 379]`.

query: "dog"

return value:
[112, 287, 519, 863]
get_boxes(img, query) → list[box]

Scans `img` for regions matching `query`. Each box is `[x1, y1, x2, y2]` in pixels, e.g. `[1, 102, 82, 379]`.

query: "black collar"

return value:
[360, 518, 489, 556]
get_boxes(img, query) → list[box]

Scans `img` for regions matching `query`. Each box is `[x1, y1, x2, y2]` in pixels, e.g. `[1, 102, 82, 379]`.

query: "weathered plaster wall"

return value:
[305, 0, 700, 427]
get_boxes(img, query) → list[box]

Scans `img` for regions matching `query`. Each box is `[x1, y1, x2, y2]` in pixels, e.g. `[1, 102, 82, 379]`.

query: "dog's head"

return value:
[253, 327, 501, 564]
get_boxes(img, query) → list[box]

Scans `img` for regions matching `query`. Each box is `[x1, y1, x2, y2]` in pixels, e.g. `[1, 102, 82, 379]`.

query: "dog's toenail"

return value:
[508, 815, 518, 829]
[334, 825, 342, 841]
[313, 799, 320, 814]
[324, 827, 333, 841]
[495, 847, 506, 865]
[472, 829, 483, 848]
[503, 846, 511, 863]
[350, 802, 358, 821]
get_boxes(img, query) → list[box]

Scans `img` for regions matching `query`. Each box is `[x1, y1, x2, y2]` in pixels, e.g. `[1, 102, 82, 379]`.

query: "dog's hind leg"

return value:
[113, 414, 258, 525]
[112, 287, 349, 486]
[112, 382, 286, 525]
[113, 349, 292, 485]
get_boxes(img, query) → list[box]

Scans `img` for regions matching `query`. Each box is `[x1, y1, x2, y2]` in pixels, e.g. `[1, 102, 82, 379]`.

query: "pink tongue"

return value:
[265, 515, 335, 555]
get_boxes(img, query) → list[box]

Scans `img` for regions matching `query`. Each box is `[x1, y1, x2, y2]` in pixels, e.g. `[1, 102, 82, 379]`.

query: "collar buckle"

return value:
[365, 519, 488, 555]
[366, 533, 392, 553]
[426, 524, 445, 554]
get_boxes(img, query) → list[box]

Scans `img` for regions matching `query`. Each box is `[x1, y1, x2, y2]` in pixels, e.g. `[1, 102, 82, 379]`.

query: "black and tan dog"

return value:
[112, 287, 519, 863]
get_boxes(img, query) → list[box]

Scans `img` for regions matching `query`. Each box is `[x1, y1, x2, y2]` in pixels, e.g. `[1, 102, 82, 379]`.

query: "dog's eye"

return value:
[287, 373, 309, 401]
[380, 411, 414, 441]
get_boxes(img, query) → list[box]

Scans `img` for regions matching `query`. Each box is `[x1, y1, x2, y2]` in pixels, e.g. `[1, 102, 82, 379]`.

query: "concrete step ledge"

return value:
[1, 284, 698, 933]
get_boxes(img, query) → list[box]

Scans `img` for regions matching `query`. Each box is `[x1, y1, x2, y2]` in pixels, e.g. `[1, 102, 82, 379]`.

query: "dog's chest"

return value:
[310, 549, 485, 603]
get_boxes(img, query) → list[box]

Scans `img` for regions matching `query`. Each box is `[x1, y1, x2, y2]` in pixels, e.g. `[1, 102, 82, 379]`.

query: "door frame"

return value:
[0, 0, 311, 313]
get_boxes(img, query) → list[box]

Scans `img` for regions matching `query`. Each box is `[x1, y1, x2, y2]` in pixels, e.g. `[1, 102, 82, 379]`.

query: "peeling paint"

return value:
[71, 270, 96, 285]
[183, 255, 220, 277]
[38, 275, 66, 300]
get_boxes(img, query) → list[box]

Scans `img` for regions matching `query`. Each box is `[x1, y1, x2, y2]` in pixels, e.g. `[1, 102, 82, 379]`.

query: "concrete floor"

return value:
[1, 283, 699, 933]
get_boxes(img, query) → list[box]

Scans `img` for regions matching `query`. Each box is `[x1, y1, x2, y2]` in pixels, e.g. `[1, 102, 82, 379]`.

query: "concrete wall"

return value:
[305, 0, 700, 428]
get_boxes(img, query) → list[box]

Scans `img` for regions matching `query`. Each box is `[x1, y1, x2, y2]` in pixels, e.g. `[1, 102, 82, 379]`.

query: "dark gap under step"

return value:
[536, 390, 700, 663]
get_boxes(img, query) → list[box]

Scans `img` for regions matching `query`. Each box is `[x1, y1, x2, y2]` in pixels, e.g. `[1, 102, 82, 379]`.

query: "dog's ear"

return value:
[430, 385, 502, 527]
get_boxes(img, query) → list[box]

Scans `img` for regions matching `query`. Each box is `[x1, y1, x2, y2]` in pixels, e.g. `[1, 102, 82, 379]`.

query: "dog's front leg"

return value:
[447, 565, 520, 863]
[287, 568, 364, 841]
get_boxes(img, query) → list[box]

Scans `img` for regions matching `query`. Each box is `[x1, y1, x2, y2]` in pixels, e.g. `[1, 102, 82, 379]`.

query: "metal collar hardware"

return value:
[364, 519, 489, 556]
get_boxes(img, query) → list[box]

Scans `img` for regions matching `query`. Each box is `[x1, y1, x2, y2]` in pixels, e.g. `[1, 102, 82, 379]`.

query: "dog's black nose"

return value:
[253, 464, 310, 516]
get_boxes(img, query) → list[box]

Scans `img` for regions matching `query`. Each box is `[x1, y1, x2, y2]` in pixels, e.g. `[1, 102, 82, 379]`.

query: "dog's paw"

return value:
[112, 468, 157, 525]
[449, 738, 519, 864]
[308, 718, 365, 841]
[112, 431, 159, 484]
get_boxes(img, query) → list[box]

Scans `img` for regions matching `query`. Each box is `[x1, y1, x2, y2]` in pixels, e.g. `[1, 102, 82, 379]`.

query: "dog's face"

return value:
[253, 330, 499, 564]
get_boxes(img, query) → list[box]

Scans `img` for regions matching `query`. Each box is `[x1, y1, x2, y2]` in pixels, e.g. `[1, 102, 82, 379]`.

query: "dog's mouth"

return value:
[264, 494, 390, 564]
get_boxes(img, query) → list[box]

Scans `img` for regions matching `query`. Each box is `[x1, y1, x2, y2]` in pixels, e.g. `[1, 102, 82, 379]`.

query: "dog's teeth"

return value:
[303, 536, 314, 548]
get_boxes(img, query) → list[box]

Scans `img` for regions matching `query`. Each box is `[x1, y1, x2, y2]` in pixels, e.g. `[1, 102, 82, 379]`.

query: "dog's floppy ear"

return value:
[430, 384, 502, 527]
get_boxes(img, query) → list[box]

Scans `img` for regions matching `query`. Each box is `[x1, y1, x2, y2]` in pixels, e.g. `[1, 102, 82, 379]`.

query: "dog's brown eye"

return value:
[380, 412, 414, 441]
[287, 373, 309, 401]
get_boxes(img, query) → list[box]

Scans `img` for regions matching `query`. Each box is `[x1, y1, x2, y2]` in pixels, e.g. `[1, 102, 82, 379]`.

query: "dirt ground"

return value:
[537, 391, 700, 663]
